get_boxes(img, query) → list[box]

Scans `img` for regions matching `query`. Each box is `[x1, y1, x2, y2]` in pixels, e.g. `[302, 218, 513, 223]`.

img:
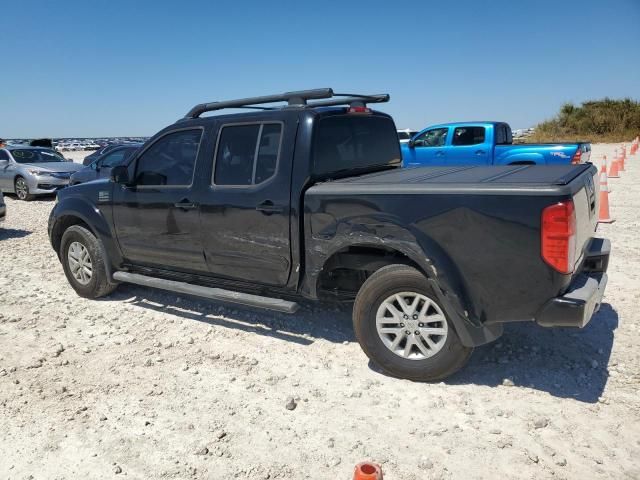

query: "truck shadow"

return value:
[445, 303, 618, 403]
[0, 228, 32, 240]
[102, 286, 617, 404]
[103, 285, 355, 347]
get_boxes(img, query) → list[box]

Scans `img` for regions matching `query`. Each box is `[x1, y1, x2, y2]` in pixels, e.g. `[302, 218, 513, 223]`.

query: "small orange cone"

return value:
[353, 462, 383, 480]
[609, 151, 620, 178]
[598, 175, 614, 224]
[619, 146, 626, 171]
[599, 168, 610, 193]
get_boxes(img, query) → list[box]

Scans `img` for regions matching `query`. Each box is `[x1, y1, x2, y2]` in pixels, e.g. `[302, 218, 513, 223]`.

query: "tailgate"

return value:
[571, 167, 598, 269]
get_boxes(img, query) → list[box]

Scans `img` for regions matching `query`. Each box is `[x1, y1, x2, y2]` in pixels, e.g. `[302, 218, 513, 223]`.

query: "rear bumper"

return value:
[536, 238, 610, 328]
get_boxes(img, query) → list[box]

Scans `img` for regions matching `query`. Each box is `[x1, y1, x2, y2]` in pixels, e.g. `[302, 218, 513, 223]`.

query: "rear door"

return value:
[112, 128, 206, 272]
[447, 125, 490, 164]
[199, 121, 293, 286]
[403, 127, 449, 166]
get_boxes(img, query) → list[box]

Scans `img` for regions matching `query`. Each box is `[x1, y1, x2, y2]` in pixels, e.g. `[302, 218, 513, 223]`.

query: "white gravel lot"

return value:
[1, 145, 639, 479]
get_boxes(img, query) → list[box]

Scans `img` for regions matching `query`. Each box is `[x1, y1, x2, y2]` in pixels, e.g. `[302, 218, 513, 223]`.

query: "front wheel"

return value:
[353, 264, 473, 381]
[15, 177, 34, 201]
[60, 225, 118, 298]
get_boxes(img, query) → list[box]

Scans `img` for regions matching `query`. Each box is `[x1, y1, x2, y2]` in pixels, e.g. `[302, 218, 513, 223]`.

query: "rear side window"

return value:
[213, 123, 282, 186]
[313, 115, 400, 176]
[0, 150, 9, 161]
[452, 127, 485, 146]
[135, 129, 202, 186]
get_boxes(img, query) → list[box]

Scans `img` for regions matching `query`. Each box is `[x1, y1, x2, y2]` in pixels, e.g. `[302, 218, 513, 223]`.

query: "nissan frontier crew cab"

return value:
[48, 89, 610, 381]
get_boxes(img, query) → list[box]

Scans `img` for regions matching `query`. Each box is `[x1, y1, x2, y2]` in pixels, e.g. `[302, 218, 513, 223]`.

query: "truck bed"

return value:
[315, 164, 595, 195]
[305, 163, 598, 328]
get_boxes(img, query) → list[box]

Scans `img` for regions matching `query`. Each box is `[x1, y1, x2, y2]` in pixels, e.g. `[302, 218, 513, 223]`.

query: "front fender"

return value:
[49, 192, 122, 280]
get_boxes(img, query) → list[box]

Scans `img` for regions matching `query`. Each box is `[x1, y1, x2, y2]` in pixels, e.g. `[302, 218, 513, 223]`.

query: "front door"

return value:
[403, 127, 449, 166]
[199, 121, 292, 287]
[113, 128, 206, 272]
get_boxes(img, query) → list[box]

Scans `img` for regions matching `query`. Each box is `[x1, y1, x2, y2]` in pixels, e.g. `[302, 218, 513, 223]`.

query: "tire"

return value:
[353, 264, 473, 381]
[60, 225, 118, 298]
[14, 176, 34, 201]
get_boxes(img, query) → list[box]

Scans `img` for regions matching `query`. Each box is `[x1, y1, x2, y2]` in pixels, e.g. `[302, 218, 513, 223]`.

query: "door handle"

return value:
[475, 150, 486, 155]
[174, 200, 198, 210]
[435, 151, 445, 157]
[256, 200, 284, 215]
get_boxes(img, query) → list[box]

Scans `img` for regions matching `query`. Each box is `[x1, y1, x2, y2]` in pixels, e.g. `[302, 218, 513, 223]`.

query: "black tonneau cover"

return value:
[314, 164, 596, 197]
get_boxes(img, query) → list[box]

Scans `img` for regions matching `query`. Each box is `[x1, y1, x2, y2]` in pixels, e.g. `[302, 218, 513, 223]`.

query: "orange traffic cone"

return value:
[609, 151, 620, 178]
[599, 168, 611, 193]
[353, 462, 383, 480]
[619, 146, 626, 171]
[598, 176, 614, 224]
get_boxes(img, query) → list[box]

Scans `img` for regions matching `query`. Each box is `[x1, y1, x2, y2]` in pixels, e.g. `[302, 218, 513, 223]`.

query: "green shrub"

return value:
[525, 98, 640, 143]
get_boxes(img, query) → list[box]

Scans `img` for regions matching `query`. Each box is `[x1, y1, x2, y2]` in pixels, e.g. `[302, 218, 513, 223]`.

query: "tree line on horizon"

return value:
[525, 98, 640, 143]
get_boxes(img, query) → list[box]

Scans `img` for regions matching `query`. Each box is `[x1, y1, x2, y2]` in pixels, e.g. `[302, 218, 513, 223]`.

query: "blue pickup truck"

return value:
[402, 121, 591, 167]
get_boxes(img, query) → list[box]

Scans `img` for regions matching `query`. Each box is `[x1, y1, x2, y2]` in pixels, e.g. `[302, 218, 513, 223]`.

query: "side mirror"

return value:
[110, 165, 130, 184]
[408, 139, 416, 148]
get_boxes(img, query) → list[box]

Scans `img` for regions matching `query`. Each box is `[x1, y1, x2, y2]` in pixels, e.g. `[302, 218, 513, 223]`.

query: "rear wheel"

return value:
[353, 264, 473, 381]
[14, 177, 33, 201]
[60, 225, 118, 298]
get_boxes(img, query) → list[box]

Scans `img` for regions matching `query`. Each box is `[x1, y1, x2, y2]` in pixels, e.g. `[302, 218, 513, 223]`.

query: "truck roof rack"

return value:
[183, 88, 390, 118]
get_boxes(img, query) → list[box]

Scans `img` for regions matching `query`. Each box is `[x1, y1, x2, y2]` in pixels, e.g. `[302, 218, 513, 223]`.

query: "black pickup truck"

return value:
[48, 89, 610, 381]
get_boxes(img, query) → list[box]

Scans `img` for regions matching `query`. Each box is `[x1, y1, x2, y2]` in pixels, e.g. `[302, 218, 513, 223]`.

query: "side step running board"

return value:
[112, 271, 299, 314]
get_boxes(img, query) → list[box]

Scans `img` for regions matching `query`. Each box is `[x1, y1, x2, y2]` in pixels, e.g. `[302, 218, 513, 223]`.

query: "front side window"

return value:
[452, 126, 485, 146]
[0, 150, 9, 161]
[135, 130, 202, 186]
[213, 123, 282, 186]
[413, 128, 448, 147]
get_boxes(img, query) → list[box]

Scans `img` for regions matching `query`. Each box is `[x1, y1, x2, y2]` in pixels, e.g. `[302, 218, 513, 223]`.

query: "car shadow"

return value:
[442, 303, 618, 403]
[0, 228, 32, 240]
[101, 284, 355, 347]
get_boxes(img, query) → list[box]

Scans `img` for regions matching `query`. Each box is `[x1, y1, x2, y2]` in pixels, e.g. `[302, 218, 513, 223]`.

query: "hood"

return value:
[21, 162, 83, 173]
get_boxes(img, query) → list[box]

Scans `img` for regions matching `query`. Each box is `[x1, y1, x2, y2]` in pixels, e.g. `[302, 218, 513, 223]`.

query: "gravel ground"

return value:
[1, 145, 639, 479]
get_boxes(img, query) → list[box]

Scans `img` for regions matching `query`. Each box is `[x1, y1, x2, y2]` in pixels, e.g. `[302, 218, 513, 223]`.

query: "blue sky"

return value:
[2, 0, 639, 138]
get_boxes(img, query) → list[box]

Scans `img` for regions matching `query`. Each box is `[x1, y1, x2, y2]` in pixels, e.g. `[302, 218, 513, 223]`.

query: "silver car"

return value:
[0, 146, 82, 200]
[0, 190, 5, 222]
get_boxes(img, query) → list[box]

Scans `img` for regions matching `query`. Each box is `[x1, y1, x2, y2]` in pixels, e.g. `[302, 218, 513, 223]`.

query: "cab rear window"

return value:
[312, 115, 401, 177]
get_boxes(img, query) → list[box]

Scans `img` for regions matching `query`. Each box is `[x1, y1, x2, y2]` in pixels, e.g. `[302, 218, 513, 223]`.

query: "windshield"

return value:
[11, 149, 65, 164]
[313, 115, 401, 177]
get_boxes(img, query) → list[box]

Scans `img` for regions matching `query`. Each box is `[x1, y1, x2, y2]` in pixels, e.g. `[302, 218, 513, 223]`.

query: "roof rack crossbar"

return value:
[306, 94, 390, 108]
[185, 88, 334, 118]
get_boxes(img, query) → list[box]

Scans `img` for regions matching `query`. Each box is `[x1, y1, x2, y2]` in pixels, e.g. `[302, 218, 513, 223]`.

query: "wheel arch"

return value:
[49, 198, 121, 281]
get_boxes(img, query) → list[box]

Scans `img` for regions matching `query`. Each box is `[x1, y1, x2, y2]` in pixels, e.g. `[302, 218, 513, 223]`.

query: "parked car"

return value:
[83, 143, 125, 165]
[0, 190, 5, 223]
[402, 121, 591, 166]
[48, 88, 609, 381]
[71, 144, 142, 185]
[0, 146, 83, 200]
[397, 129, 418, 144]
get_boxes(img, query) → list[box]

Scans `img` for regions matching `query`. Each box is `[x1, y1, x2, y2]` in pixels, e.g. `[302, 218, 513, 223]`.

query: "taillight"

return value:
[541, 201, 576, 274]
[571, 149, 582, 164]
